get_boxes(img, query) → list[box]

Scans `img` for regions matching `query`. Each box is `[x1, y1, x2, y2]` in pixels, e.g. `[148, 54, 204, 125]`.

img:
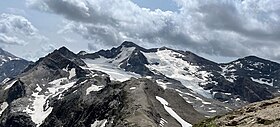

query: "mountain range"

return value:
[0, 41, 280, 127]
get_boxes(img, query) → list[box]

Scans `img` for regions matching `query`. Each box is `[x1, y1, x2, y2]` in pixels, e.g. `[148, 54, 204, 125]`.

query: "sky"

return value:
[0, 0, 279, 63]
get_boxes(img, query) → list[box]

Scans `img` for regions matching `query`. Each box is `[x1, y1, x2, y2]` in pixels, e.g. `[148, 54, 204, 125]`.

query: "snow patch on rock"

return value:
[129, 87, 136, 90]
[4, 80, 17, 90]
[159, 118, 168, 127]
[156, 96, 192, 127]
[23, 79, 77, 126]
[144, 49, 212, 98]
[0, 102, 8, 116]
[91, 119, 107, 127]
[251, 77, 273, 86]
[86, 85, 103, 95]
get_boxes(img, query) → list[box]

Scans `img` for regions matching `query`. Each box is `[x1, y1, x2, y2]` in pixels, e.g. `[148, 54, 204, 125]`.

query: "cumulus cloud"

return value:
[0, 13, 41, 45]
[0, 13, 37, 36]
[26, 0, 280, 60]
[0, 34, 26, 45]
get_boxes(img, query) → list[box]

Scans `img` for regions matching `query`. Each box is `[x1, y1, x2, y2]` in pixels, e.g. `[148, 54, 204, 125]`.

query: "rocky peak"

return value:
[53, 46, 78, 59]
[23, 46, 86, 75]
[0, 48, 21, 65]
[120, 41, 139, 48]
[0, 48, 15, 57]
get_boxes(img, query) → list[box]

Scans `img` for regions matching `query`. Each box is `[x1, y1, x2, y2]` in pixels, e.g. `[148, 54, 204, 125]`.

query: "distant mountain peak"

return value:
[120, 41, 139, 48]
[0, 47, 17, 58]
[0, 48, 31, 83]
[55, 46, 74, 55]
[119, 41, 157, 52]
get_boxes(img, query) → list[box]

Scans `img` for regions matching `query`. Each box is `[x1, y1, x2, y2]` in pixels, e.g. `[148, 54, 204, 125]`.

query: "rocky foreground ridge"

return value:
[194, 96, 280, 127]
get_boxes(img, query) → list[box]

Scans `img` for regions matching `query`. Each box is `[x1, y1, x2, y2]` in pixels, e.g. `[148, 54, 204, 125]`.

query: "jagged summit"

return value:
[23, 46, 86, 73]
[120, 41, 139, 47]
[119, 41, 157, 52]
[52, 46, 78, 58]
[0, 47, 12, 56]
[0, 48, 20, 60]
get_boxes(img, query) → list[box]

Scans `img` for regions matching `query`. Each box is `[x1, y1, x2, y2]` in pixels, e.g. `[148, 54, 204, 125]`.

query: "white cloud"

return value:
[0, 13, 37, 36]
[26, 0, 280, 60]
[0, 13, 52, 61]
[0, 13, 46, 46]
[0, 34, 26, 45]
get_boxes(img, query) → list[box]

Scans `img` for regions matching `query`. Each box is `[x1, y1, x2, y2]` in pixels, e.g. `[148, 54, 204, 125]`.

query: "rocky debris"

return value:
[194, 96, 280, 127]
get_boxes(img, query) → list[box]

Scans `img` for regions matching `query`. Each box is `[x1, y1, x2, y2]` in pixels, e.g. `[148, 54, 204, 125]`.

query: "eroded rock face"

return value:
[194, 96, 280, 127]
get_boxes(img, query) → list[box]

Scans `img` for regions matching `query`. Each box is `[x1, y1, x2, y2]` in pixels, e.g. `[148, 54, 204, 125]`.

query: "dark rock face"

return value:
[1, 114, 35, 127]
[119, 49, 153, 76]
[6, 80, 25, 103]
[25, 46, 86, 72]
[231, 77, 275, 102]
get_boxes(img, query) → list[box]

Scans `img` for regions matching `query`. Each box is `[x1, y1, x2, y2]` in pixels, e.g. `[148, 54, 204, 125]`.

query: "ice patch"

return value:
[219, 65, 238, 83]
[207, 110, 216, 113]
[83, 58, 140, 82]
[112, 47, 135, 66]
[4, 80, 17, 90]
[156, 80, 170, 90]
[48, 81, 76, 99]
[201, 101, 211, 105]
[23, 85, 53, 127]
[159, 118, 168, 127]
[91, 119, 107, 127]
[23, 79, 77, 126]
[129, 87, 136, 90]
[251, 77, 273, 86]
[69, 68, 76, 79]
[0, 102, 8, 116]
[86, 85, 103, 95]
[145, 76, 152, 79]
[144, 50, 212, 98]
[2, 78, 10, 84]
[156, 96, 192, 127]
[63, 65, 76, 79]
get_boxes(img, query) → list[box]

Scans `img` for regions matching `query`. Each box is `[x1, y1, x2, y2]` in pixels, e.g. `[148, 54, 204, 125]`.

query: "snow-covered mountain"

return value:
[0, 48, 31, 84]
[79, 41, 280, 116]
[1, 42, 280, 127]
[0, 46, 203, 127]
